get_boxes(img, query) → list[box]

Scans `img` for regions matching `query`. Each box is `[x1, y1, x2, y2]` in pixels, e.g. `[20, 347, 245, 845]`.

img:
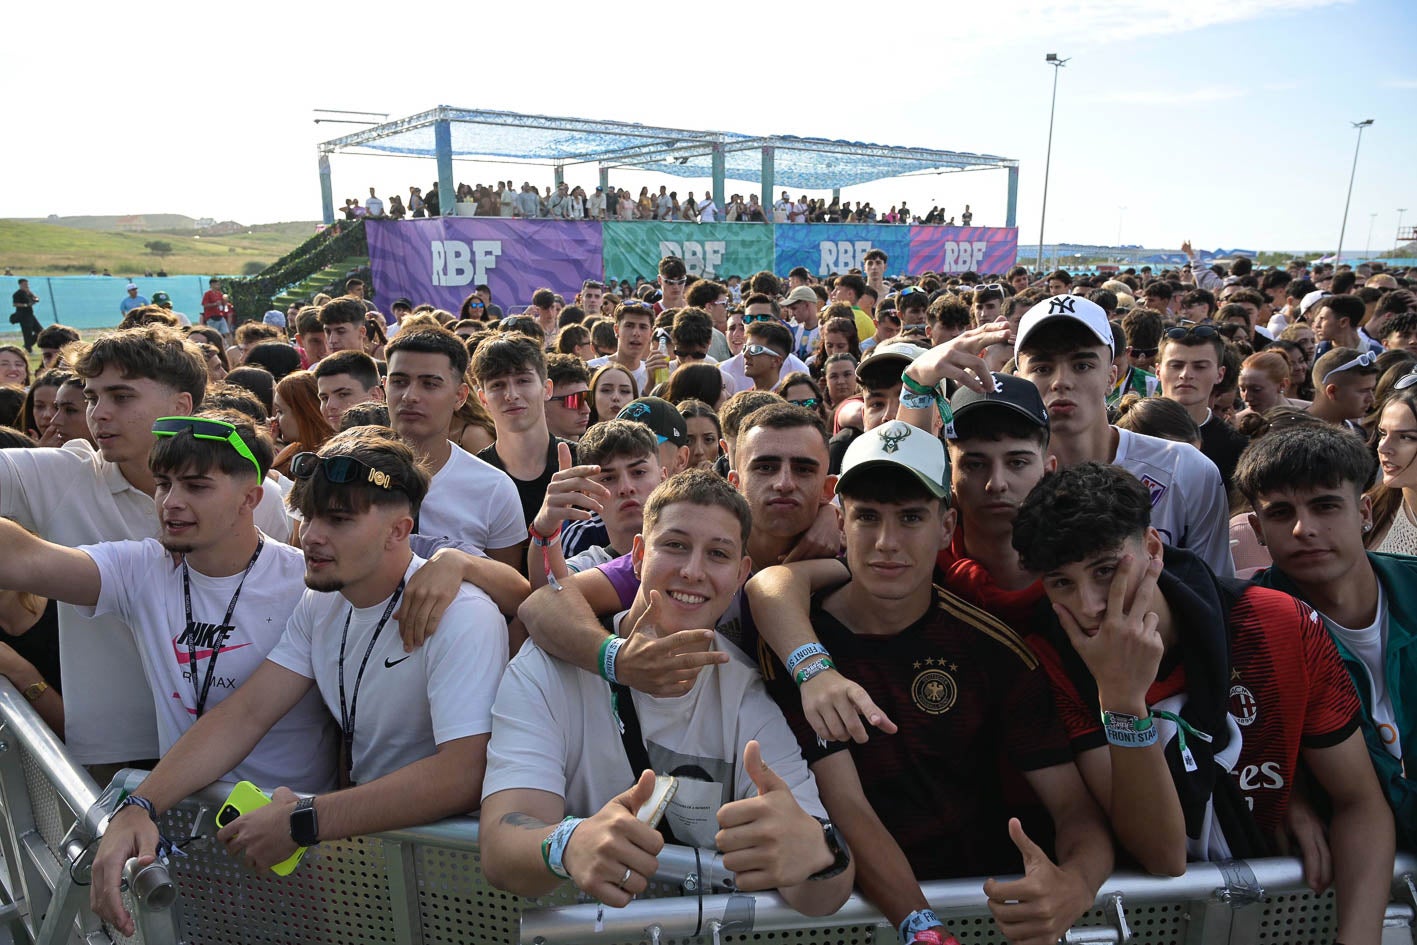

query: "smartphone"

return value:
[635, 775, 679, 829]
[217, 781, 308, 876]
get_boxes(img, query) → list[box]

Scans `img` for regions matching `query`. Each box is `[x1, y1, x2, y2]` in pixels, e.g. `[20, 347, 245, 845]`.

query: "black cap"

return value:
[617, 397, 687, 446]
[946, 372, 1048, 440]
[392, 297, 414, 310]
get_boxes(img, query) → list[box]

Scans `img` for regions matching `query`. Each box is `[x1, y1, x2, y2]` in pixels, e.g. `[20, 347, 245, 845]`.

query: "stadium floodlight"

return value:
[1334, 119, 1374, 265]
[1036, 54, 1071, 272]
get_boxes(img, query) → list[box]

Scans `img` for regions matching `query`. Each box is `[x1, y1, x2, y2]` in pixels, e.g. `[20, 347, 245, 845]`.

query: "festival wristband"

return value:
[900, 389, 937, 411]
[899, 371, 938, 397]
[795, 657, 835, 687]
[598, 636, 624, 684]
[115, 794, 158, 823]
[785, 642, 831, 675]
[1101, 710, 1158, 749]
[541, 816, 585, 879]
[910, 932, 960, 945]
[529, 522, 562, 547]
[900, 908, 945, 944]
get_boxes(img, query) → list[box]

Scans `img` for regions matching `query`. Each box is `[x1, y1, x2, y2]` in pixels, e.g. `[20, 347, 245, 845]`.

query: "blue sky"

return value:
[8, 0, 1414, 254]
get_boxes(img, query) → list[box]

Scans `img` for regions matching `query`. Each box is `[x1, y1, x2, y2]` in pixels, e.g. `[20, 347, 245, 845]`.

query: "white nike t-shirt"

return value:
[1323, 585, 1401, 759]
[77, 535, 338, 793]
[417, 443, 525, 555]
[266, 555, 507, 784]
[1113, 427, 1235, 577]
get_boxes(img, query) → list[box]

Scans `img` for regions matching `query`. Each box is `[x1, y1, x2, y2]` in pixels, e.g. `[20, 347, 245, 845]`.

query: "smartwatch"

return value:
[289, 795, 320, 846]
[807, 818, 851, 881]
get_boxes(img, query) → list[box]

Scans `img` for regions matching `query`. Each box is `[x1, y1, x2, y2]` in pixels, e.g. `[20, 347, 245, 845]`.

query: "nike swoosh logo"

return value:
[384, 654, 413, 668]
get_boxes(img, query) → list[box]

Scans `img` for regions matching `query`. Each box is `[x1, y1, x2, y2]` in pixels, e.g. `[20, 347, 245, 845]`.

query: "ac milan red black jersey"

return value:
[1031, 583, 1361, 834]
[762, 581, 1073, 879]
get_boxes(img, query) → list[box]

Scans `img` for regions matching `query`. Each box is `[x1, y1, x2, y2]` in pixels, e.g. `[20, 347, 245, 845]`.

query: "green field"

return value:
[0, 220, 319, 277]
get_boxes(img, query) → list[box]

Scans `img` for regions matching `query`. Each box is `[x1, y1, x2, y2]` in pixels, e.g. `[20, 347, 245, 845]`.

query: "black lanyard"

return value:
[180, 537, 264, 718]
[337, 578, 405, 784]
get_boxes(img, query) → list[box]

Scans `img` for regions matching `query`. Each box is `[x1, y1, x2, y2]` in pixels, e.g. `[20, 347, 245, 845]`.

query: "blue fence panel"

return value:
[1, 275, 228, 332]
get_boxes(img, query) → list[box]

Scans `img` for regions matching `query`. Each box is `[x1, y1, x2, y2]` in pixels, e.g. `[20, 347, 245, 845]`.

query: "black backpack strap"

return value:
[610, 682, 680, 846]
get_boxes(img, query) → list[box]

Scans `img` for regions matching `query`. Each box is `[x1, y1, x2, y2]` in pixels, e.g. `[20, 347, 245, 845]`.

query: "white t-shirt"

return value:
[1113, 427, 1235, 578]
[0, 442, 160, 762]
[1322, 585, 1400, 759]
[586, 355, 649, 392]
[697, 199, 719, 224]
[418, 443, 525, 555]
[365, 196, 385, 217]
[565, 544, 617, 574]
[483, 628, 825, 849]
[719, 351, 812, 395]
[77, 536, 337, 792]
[266, 555, 507, 784]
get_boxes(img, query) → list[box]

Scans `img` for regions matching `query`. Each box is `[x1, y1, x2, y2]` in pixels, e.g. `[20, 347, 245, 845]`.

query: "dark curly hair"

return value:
[1012, 463, 1152, 573]
[1232, 423, 1375, 506]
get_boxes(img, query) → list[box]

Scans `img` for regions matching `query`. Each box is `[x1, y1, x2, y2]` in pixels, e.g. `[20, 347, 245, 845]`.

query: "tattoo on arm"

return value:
[500, 812, 551, 831]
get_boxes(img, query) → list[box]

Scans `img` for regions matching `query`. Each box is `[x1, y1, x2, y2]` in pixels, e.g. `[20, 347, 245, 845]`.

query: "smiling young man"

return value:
[384, 328, 524, 568]
[1012, 462, 1393, 945]
[91, 427, 508, 937]
[1013, 295, 1234, 577]
[752, 421, 1112, 945]
[0, 325, 289, 771]
[0, 412, 337, 790]
[481, 470, 854, 918]
[1156, 326, 1249, 488]
[314, 350, 384, 429]
[1238, 425, 1417, 850]
[318, 297, 369, 354]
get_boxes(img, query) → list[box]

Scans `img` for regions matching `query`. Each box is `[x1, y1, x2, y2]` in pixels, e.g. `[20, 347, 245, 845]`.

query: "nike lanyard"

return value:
[180, 536, 264, 718]
[337, 578, 405, 783]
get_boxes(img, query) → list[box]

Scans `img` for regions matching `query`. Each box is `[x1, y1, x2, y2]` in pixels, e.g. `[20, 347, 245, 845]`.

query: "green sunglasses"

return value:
[152, 416, 262, 480]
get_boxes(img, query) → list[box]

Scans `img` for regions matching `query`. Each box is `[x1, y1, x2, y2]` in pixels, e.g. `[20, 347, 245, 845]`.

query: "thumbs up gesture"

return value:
[562, 770, 665, 908]
[715, 741, 833, 891]
[982, 818, 1091, 945]
[530, 442, 610, 541]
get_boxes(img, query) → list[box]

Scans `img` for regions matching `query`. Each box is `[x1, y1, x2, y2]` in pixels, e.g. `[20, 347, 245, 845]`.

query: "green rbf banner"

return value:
[602, 222, 774, 282]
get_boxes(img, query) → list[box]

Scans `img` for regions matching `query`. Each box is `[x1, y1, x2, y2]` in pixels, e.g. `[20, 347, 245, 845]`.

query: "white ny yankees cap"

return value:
[1015, 294, 1114, 356]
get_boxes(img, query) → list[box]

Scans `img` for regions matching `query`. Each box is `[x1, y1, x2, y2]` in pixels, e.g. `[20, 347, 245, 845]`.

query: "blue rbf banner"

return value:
[365, 218, 604, 313]
[773, 225, 913, 278]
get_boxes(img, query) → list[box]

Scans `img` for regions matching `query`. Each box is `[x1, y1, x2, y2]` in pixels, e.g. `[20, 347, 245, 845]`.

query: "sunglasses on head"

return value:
[290, 452, 400, 492]
[969, 283, 1005, 294]
[1128, 346, 1158, 358]
[582, 281, 605, 291]
[1321, 350, 1378, 385]
[549, 390, 588, 410]
[1165, 325, 1219, 342]
[152, 416, 262, 479]
[744, 343, 783, 358]
[1395, 368, 1417, 391]
[788, 397, 819, 409]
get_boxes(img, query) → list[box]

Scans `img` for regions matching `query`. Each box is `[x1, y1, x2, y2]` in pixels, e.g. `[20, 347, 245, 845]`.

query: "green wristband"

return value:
[900, 371, 938, 397]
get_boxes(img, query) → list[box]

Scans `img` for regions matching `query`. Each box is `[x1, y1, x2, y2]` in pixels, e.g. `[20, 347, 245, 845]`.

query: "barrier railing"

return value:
[0, 675, 1413, 945]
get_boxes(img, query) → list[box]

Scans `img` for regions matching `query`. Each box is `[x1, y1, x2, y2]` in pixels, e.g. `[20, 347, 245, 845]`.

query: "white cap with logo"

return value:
[1015, 294, 1114, 356]
[836, 420, 950, 502]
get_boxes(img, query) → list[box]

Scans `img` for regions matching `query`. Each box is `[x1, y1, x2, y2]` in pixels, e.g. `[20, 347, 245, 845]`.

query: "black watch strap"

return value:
[289, 795, 320, 846]
[807, 817, 850, 881]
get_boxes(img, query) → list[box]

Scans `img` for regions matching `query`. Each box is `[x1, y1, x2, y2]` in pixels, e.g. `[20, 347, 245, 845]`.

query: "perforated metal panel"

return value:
[1255, 888, 1337, 944]
[19, 744, 69, 849]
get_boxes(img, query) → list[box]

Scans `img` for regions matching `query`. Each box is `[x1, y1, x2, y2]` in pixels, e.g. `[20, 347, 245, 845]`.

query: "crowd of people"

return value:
[342, 181, 977, 226]
[1, 245, 1415, 945]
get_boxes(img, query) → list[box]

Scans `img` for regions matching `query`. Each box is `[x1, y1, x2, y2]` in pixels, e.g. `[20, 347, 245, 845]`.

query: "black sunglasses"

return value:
[290, 452, 401, 492]
[1165, 325, 1219, 341]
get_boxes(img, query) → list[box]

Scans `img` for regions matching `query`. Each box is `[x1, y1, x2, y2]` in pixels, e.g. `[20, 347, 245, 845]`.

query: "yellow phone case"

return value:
[216, 781, 307, 876]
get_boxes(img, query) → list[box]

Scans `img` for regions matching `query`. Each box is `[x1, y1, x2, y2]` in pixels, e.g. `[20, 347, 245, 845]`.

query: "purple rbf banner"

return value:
[365, 218, 604, 313]
[908, 226, 1019, 274]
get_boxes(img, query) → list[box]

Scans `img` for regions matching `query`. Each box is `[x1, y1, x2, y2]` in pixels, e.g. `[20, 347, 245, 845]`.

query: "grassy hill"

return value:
[0, 220, 319, 277]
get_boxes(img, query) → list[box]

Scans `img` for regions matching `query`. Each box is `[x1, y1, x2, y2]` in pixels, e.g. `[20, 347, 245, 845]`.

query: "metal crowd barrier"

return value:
[0, 676, 1413, 945]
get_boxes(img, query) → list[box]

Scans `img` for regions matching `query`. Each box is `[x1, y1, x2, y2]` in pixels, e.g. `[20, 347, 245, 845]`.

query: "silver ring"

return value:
[618, 867, 632, 888]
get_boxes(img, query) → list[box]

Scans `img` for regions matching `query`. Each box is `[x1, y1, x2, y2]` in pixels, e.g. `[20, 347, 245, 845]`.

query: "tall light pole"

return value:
[1365, 212, 1378, 258]
[1398, 209, 1408, 254]
[1334, 119, 1374, 265]
[1036, 53, 1069, 273]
